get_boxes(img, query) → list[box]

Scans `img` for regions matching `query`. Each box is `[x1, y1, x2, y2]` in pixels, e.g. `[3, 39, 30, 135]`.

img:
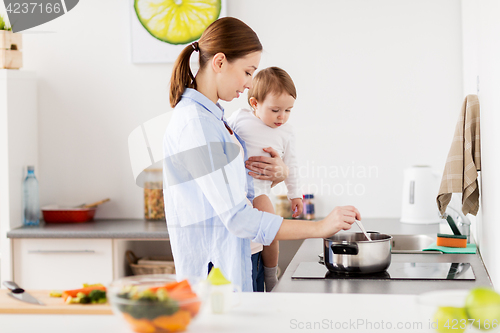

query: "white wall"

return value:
[461, 0, 500, 287]
[20, 0, 463, 219]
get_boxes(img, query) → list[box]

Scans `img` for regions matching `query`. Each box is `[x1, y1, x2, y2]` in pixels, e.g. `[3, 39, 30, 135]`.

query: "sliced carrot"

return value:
[62, 285, 106, 301]
[148, 279, 192, 293]
[152, 310, 191, 332]
[123, 313, 156, 333]
[181, 299, 201, 317]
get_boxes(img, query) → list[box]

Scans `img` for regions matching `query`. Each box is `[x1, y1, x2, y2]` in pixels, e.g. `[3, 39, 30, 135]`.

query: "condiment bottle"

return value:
[144, 168, 165, 221]
[303, 194, 315, 220]
[275, 194, 292, 219]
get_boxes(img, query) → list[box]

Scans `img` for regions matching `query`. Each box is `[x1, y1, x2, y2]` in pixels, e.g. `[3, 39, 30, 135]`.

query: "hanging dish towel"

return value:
[437, 95, 481, 216]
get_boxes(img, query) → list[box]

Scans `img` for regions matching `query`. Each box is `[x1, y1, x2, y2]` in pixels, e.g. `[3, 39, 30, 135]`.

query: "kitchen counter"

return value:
[6, 219, 169, 239]
[0, 292, 427, 333]
[4, 217, 440, 240]
[274, 218, 493, 294]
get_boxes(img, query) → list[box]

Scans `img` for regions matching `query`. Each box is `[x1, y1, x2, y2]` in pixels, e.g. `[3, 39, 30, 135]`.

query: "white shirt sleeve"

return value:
[283, 131, 302, 200]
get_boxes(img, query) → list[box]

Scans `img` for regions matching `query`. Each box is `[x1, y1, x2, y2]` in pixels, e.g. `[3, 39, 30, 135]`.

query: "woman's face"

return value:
[216, 51, 261, 102]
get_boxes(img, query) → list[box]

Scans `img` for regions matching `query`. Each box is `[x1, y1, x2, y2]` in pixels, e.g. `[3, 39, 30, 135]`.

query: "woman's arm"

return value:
[245, 147, 289, 187]
[275, 206, 361, 240]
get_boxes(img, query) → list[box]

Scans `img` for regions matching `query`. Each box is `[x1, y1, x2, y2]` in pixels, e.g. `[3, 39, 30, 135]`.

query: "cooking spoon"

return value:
[75, 198, 111, 209]
[355, 220, 372, 241]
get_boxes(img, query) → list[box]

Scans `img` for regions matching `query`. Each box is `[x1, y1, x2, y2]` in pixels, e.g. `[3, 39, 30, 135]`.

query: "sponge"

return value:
[436, 233, 467, 248]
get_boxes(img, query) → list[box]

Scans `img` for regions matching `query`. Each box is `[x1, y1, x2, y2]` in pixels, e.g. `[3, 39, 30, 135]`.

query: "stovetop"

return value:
[292, 261, 475, 280]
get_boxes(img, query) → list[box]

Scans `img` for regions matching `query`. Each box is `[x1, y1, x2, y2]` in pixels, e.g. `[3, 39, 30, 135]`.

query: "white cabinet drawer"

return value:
[13, 238, 113, 290]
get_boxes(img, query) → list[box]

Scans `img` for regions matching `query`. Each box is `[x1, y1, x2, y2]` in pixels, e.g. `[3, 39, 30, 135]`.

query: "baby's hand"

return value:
[291, 198, 303, 218]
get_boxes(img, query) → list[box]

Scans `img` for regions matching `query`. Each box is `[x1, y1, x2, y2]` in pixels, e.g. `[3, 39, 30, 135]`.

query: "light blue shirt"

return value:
[162, 88, 283, 291]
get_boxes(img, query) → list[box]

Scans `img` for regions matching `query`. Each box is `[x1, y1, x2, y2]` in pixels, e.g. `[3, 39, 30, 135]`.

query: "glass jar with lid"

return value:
[275, 194, 292, 219]
[144, 168, 165, 221]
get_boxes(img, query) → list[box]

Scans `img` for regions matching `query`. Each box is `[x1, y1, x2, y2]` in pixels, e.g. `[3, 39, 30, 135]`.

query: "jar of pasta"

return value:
[144, 168, 165, 221]
[275, 194, 292, 219]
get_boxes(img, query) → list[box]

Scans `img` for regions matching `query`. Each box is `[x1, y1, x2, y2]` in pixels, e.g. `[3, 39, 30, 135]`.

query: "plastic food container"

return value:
[109, 274, 203, 333]
[41, 205, 96, 223]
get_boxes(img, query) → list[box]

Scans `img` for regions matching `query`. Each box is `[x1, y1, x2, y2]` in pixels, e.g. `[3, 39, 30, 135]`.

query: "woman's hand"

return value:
[245, 147, 289, 187]
[318, 206, 361, 238]
[291, 198, 303, 218]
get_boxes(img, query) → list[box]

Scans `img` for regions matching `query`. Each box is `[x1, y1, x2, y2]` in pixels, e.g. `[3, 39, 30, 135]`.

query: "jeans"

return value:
[251, 251, 264, 292]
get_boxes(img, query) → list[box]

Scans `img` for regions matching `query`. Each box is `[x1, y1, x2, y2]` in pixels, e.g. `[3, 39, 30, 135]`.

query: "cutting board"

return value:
[0, 290, 113, 314]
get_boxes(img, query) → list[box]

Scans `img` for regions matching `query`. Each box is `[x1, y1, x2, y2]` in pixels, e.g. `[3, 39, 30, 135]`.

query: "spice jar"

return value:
[275, 194, 292, 219]
[303, 194, 315, 220]
[144, 168, 165, 221]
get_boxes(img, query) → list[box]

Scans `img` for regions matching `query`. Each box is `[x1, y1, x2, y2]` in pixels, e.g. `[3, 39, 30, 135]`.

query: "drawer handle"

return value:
[27, 250, 96, 254]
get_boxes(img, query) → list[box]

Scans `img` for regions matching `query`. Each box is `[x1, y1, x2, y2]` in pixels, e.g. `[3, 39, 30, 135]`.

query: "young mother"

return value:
[163, 17, 361, 292]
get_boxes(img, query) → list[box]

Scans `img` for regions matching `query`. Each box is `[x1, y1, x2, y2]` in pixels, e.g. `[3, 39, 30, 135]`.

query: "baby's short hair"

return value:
[248, 67, 296, 106]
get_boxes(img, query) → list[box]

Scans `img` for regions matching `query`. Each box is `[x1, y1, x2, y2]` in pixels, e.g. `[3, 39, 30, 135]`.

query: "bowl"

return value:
[417, 289, 500, 333]
[108, 274, 203, 333]
[41, 205, 96, 223]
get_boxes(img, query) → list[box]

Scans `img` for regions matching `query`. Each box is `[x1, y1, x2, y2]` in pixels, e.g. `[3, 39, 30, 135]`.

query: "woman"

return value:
[163, 17, 361, 292]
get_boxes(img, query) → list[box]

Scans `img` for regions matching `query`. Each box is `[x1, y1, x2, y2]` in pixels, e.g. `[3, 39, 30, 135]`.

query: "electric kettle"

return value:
[400, 165, 441, 224]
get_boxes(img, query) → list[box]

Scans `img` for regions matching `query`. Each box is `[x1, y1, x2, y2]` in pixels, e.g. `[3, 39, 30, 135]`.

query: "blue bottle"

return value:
[23, 165, 40, 226]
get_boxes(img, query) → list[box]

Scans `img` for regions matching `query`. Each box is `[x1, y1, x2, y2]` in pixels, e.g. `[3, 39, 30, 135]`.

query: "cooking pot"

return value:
[323, 232, 392, 274]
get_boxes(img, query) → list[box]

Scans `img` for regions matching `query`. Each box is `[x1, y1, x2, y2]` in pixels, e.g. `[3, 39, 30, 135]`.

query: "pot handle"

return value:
[331, 243, 359, 255]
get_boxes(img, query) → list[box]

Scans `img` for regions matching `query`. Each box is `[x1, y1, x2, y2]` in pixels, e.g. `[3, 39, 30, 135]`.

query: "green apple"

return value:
[433, 306, 468, 333]
[465, 287, 500, 330]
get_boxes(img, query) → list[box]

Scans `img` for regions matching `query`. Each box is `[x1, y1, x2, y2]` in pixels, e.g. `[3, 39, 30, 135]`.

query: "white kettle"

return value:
[400, 165, 441, 224]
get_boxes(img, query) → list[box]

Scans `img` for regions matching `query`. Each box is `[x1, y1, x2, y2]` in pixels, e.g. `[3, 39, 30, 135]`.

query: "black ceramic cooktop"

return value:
[292, 261, 475, 280]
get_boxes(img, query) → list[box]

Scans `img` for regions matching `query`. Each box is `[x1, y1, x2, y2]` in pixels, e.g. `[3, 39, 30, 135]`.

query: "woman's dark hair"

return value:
[169, 17, 263, 108]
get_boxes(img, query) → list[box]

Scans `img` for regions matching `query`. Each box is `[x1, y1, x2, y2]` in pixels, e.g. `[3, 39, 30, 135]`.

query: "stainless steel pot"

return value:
[323, 232, 392, 274]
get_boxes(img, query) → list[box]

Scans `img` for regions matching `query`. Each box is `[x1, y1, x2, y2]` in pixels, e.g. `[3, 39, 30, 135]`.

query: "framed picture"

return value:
[130, 0, 227, 64]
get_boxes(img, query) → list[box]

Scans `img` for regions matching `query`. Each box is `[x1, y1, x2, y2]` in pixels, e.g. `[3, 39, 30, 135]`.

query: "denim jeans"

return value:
[251, 251, 265, 292]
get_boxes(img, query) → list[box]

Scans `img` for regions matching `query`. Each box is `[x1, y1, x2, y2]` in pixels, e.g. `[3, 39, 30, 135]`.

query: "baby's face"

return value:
[252, 92, 295, 128]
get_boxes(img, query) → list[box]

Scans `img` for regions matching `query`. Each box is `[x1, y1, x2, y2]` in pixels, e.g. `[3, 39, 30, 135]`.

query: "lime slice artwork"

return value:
[134, 0, 222, 45]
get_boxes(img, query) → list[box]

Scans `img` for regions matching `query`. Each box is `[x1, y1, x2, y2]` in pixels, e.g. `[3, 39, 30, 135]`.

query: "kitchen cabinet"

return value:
[12, 238, 113, 290]
[0, 70, 37, 283]
[6, 219, 304, 287]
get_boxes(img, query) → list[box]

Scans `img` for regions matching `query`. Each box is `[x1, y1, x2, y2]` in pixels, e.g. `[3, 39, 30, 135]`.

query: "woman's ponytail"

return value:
[169, 44, 197, 108]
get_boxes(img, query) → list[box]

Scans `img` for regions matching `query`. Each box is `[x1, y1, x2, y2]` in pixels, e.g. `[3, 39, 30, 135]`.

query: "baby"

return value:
[227, 67, 302, 292]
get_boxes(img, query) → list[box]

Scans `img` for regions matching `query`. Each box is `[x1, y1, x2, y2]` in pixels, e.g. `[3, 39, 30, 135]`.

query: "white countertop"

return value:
[0, 292, 432, 333]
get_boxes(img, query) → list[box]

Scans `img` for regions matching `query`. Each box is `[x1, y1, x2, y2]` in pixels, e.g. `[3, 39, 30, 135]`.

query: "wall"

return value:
[461, 0, 500, 287]
[17, 0, 463, 219]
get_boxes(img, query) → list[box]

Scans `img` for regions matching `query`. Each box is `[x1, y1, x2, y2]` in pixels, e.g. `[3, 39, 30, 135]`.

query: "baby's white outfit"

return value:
[227, 108, 302, 255]
[226, 108, 302, 200]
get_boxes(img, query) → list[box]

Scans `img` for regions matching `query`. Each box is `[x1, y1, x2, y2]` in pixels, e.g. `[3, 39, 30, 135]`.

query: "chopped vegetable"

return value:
[88, 289, 107, 304]
[49, 290, 63, 297]
[82, 283, 105, 288]
[117, 279, 201, 332]
[152, 310, 191, 332]
[62, 285, 106, 302]
[123, 313, 156, 333]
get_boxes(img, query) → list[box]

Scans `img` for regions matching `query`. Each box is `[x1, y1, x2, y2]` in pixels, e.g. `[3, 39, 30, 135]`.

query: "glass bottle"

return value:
[303, 194, 315, 220]
[275, 194, 292, 219]
[144, 168, 165, 221]
[23, 165, 40, 226]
